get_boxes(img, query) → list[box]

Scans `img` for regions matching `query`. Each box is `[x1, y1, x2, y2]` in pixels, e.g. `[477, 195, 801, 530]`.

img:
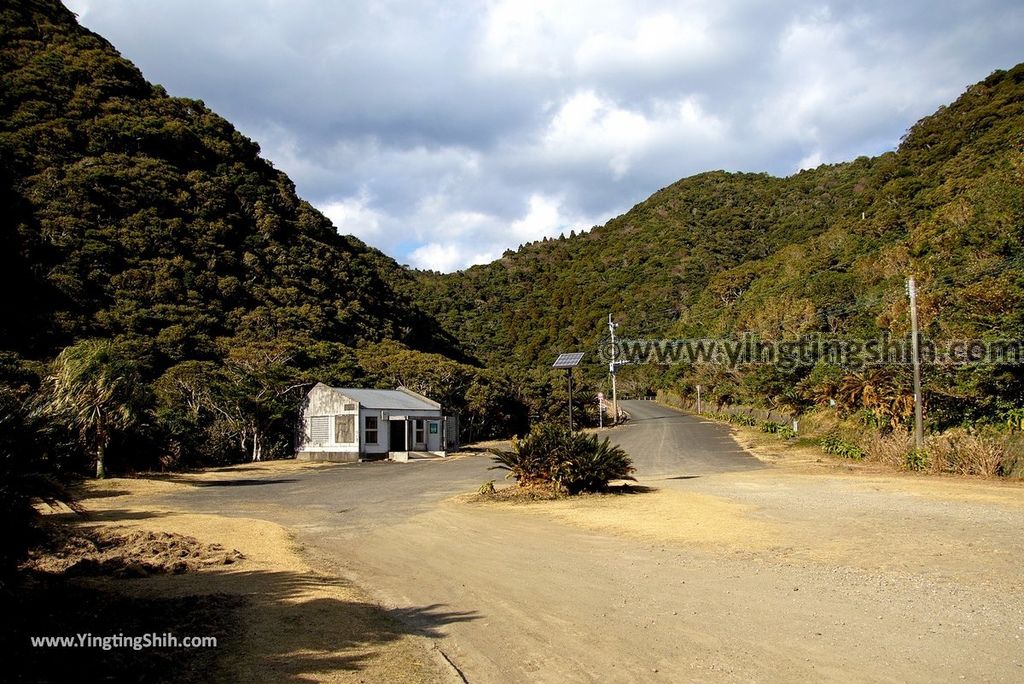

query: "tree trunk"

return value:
[96, 441, 106, 479]
[252, 427, 262, 461]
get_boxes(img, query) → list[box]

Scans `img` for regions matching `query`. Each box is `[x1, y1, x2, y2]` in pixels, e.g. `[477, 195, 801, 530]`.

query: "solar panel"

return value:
[552, 352, 584, 369]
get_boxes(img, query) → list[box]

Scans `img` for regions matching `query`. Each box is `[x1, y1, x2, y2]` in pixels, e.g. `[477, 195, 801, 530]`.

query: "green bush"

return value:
[489, 423, 564, 486]
[489, 424, 635, 494]
[820, 434, 865, 460]
[760, 421, 794, 436]
[905, 448, 929, 471]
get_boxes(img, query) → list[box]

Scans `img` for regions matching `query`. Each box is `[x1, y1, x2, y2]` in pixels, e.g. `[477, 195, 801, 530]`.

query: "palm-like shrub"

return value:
[488, 423, 563, 485]
[490, 424, 635, 494]
[37, 339, 146, 478]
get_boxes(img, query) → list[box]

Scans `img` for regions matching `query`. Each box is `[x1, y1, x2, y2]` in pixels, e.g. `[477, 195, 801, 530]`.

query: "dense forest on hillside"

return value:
[415, 65, 1024, 432]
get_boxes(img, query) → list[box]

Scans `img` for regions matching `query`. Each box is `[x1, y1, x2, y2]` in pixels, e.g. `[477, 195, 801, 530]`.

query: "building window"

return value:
[343, 403, 356, 411]
[364, 416, 379, 444]
[414, 419, 425, 445]
[335, 414, 355, 443]
[310, 416, 331, 443]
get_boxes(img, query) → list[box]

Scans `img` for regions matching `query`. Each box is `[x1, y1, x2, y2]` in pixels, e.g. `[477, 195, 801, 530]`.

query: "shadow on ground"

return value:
[9, 551, 479, 682]
[604, 483, 657, 494]
[187, 478, 299, 488]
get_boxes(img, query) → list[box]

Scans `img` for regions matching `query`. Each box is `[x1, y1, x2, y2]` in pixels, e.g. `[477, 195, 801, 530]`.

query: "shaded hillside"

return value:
[0, 0, 454, 362]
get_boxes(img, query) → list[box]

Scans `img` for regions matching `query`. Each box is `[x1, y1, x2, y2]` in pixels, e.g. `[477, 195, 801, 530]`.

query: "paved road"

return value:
[157, 401, 752, 533]
[612, 401, 762, 477]
[147, 401, 1024, 682]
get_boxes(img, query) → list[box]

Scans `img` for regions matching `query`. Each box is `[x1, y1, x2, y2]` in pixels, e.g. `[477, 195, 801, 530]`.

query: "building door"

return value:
[389, 419, 406, 452]
[413, 419, 426, 447]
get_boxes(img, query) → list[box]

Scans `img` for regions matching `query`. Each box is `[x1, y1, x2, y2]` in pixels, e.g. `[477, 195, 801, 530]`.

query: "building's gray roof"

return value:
[332, 387, 441, 410]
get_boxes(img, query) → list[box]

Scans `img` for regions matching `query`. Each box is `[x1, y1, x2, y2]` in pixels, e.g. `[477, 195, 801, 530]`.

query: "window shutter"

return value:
[310, 416, 331, 443]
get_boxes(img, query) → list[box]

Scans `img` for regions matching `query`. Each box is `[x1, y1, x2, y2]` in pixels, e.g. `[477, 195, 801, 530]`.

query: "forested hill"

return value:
[1, 0, 515, 475]
[0, 0, 454, 362]
[414, 65, 1024, 386]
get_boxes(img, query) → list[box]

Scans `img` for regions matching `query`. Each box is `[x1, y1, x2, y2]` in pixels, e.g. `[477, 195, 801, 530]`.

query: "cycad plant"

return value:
[490, 423, 635, 494]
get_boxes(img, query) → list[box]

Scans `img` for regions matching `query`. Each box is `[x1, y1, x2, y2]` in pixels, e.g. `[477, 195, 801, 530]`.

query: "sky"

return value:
[64, 1, 1023, 272]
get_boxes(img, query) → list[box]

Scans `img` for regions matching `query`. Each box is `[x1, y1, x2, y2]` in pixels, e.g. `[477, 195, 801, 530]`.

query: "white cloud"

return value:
[401, 192, 601, 271]
[509, 194, 568, 241]
[318, 190, 385, 242]
[574, 11, 716, 75]
[408, 243, 500, 272]
[796, 149, 824, 172]
[64, 0, 1024, 272]
[534, 89, 726, 179]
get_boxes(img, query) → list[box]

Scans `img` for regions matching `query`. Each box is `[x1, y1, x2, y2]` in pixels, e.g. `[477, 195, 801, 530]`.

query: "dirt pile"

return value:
[26, 527, 244, 578]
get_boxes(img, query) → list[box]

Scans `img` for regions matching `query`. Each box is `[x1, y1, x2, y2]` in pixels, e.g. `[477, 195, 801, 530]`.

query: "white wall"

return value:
[299, 384, 360, 457]
[298, 384, 445, 459]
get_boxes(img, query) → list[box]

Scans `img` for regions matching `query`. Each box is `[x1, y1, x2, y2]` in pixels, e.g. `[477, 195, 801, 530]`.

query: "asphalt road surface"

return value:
[149, 400, 1024, 682]
[610, 400, 762, 477]
[156, 401, 757, 532]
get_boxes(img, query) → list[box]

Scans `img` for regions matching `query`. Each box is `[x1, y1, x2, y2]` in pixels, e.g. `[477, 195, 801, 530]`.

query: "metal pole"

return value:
[907, 277, 924, 451]
[609, 314, 618, 424]
[567, 368, 574, 432]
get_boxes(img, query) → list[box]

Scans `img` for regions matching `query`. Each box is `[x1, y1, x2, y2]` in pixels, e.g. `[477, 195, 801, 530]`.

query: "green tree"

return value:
[37, 339, 147, 478]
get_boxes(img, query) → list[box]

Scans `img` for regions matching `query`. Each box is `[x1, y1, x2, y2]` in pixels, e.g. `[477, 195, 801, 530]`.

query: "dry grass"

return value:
[686, 401, 1024, 481]
[859, 428, 916, 469]
[925, 428, 1021, 477]
[471, 481, 566, 502]
[855, 426, 1021, 478]
[24, 527, 243, 578]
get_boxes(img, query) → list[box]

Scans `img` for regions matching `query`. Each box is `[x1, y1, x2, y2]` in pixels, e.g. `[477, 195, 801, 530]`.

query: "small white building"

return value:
[296, 384, 450, 462]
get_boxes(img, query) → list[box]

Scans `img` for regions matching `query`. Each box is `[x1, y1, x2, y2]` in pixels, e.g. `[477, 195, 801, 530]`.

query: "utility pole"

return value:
[907, 277, 924, 451]
[608, 314, 619, 424]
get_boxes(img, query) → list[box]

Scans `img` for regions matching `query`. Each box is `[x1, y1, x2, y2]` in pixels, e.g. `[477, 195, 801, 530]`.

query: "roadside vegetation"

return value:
[671, 394, 1024, 479]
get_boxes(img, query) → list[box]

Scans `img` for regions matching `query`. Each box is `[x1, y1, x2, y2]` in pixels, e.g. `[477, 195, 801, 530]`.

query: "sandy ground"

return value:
[42, 476, 455, 683]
